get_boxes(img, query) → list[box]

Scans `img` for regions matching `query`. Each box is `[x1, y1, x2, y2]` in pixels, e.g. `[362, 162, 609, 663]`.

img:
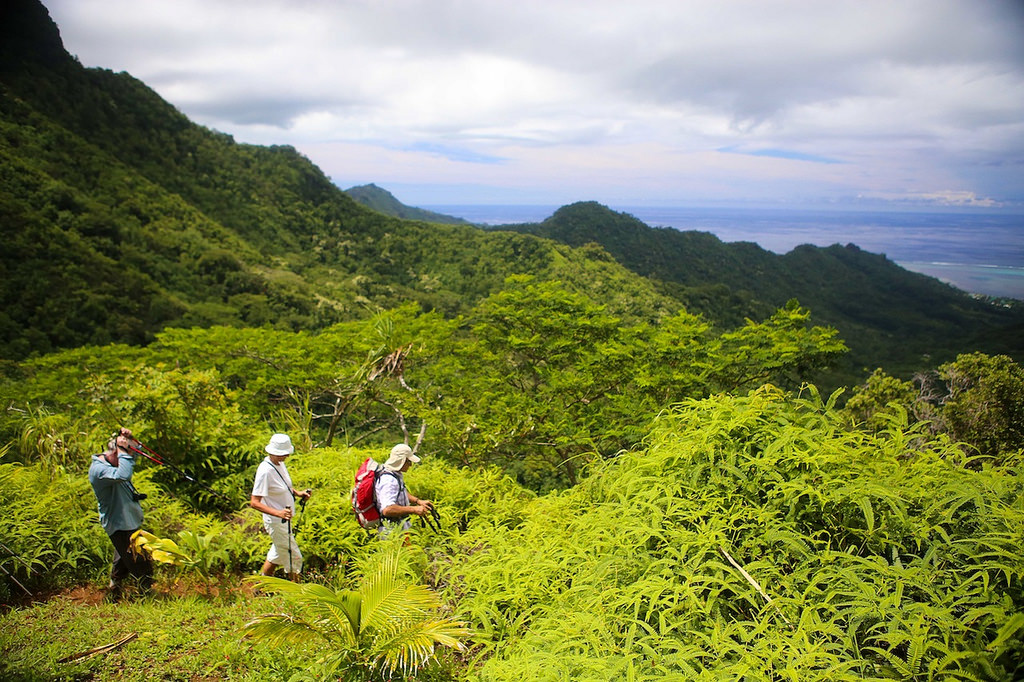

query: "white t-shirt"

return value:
[252, 457, 294, 522]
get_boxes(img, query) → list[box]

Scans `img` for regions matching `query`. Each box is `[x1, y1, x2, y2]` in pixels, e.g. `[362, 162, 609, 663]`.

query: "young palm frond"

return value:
[242, 543, 468, 680]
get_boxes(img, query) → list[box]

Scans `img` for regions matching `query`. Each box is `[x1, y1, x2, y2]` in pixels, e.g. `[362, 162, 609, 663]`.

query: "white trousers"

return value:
[263, 516, 302, 574]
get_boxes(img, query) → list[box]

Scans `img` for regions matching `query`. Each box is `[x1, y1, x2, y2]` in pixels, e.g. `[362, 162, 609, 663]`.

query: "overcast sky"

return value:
[42, 0, 1024, 209]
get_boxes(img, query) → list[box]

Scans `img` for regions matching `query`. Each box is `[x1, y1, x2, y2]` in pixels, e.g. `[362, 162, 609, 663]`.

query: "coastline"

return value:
[424, 204, 1024, 301]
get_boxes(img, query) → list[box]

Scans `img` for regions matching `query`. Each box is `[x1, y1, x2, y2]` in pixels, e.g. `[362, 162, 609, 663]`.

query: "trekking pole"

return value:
[0, 561, 32, 597]
[0, 541, 40, 577]
[124, 437, 232, 502]
[286, 509, 293, 577]
[293, 489, 312, 534]
[421, 503, 441, 534]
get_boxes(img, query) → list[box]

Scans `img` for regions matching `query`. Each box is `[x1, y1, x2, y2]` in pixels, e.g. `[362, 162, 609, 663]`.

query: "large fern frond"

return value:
[363, 582, 443, 637]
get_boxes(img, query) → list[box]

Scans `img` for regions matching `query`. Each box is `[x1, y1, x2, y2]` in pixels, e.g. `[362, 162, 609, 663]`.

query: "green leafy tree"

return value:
[842, 353, 1024, 463]
[939, 352, 1024, 460]
[423, 281, 846, 490]
[842, 367, 920, 432]
[431, 277, 639, 488]
[708, 299, 848, 392]
[242, 543, 468, 681]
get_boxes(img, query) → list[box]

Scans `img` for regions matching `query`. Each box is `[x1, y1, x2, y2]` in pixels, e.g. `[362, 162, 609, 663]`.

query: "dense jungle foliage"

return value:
[2, 280, 1024, 678]
[2, 375, 1023, 680]
[2, 2, 1023, 680]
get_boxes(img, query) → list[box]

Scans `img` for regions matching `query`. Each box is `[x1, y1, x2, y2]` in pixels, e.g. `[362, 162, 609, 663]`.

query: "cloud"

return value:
[859, 190, 1003, 208]
[42, 0, 1024, 206]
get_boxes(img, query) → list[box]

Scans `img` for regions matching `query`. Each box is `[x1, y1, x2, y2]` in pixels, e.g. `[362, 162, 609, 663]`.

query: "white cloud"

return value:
[41, 0, 1024, 206]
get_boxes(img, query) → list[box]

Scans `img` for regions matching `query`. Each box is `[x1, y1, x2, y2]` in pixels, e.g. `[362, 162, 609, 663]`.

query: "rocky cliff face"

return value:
[0, 0, 73, 71]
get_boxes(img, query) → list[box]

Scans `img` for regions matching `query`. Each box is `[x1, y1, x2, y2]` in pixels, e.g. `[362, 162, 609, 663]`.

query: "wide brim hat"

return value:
[383, 443, 420, 471]
[265, 433, 295, 456]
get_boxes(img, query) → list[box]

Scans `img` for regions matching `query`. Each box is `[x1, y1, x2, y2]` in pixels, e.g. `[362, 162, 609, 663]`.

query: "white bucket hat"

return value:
[383, 443, 420, 471]
[265, 433, 294, 456]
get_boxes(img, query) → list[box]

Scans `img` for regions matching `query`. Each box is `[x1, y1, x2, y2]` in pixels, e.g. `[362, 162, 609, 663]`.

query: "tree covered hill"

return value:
[492, 201, 1024, 379]
[0, 0, 677, 361]
[2, 0, 1020, 386]
[345, 183, 471, 225]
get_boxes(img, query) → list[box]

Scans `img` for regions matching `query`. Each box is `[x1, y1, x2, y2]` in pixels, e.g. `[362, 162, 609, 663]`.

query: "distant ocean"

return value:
[423, 204, 1024, 300]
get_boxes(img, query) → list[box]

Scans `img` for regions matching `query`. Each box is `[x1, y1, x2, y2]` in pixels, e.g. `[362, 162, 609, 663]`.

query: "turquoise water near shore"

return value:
[424, 204, 1024, 300]
[896, 262, 1024, 300]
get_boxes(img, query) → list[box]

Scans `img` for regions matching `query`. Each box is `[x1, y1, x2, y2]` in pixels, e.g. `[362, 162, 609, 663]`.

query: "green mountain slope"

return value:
[2, 0, 1019, 384]
[345, 183, 471, 224]
[492, 202, 1024, 379]
[0, 0, 675, 360]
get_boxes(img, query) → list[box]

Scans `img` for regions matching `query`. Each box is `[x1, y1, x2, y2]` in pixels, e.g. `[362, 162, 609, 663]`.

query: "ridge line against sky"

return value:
[42, 0, 1024, 209]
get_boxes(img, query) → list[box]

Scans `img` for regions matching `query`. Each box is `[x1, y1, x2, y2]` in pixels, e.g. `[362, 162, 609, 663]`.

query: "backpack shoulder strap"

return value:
[373, 469, 405, 510]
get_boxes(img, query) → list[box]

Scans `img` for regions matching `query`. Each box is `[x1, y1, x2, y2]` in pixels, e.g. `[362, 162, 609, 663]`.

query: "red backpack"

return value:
[351, 457, 382, 529]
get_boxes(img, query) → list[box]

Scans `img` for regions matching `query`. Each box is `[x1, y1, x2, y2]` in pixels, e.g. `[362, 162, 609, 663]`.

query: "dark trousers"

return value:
[109, 529, 154, 593]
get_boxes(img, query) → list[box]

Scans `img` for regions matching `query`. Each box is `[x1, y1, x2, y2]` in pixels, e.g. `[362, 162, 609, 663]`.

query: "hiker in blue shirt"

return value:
[88, 428, 153, 599]
[375, 443, 432, 536]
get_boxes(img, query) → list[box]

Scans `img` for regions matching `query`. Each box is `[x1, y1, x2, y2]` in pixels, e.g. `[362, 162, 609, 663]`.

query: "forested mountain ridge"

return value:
[493, 202, 1024, 378]
[2, 0, 1020, 385]
[0, 0, 677, 361]
[345, 183, 471, 225]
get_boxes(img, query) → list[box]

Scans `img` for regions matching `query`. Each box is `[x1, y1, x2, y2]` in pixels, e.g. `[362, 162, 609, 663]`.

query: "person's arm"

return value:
[377, 476, 427, 519]
[406, 493, 432, 509]
[92, 452, 135, 483]
[250, 495, 292, 520]
[380, 501, 428, 519]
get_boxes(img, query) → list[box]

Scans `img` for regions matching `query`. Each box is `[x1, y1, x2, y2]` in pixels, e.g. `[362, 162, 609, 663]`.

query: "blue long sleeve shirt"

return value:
[88, 452, 144, 535]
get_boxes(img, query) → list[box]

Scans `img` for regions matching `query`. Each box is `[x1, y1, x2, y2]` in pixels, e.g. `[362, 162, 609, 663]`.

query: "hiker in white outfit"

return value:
[250, 433, 311, 580]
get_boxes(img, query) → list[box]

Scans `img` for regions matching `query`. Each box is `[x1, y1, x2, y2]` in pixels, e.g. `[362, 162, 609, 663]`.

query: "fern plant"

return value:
[440, 386, 1024, 681]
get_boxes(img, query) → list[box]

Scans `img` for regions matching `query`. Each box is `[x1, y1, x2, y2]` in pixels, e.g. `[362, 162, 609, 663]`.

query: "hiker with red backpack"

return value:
[352, 443, 432, 536]
[376, 443, 432, 535]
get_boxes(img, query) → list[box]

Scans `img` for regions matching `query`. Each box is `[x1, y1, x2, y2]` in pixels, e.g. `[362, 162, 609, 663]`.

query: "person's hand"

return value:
[115, 430, 133, 451]
[280, 507, 293, 520]
[412, 503, 429, 517]
[301, 489, 312, 501]
[420, 499, 434, 510]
